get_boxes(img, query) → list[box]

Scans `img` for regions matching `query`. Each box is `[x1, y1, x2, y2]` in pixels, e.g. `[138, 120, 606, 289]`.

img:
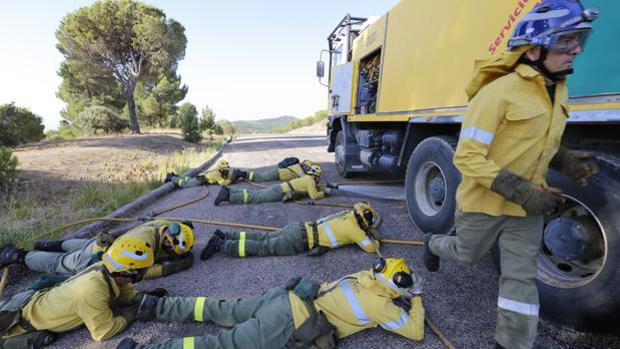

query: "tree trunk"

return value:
[126, 78, 141, 134]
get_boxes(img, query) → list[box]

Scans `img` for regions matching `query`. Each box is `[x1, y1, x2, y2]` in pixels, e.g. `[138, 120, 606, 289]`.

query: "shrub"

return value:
[167, 114, 181, 128]
[75, 106, 130, 134]
[0, 103, 45, 147]
[177, 102, 201, 143]
[0, 147, 18, 185]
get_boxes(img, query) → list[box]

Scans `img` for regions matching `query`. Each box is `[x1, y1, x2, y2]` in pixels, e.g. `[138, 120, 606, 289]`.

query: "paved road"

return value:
[44, 134, 619, 348]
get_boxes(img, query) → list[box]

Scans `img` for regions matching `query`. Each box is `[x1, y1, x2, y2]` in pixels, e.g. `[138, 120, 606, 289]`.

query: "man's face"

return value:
[544, 46, 582, 74]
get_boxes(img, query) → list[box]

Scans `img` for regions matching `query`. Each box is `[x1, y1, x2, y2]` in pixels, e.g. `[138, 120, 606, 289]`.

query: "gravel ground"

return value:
[23, 134, 619, 349]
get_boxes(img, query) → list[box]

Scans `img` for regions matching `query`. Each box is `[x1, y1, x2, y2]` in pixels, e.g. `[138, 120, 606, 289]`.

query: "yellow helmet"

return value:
[103, 236, 155, 274]
[217, 159, 230, 170]
[353, 202, 378, 229]
[306, 164, 322, 178]
[372, 258, 413, 293]
[301, 159, 313, 170]
[161, 221, 195, 255]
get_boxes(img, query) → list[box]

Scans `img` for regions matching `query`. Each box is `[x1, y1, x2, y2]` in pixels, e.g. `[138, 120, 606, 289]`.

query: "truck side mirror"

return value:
[316, 61, 325, 78]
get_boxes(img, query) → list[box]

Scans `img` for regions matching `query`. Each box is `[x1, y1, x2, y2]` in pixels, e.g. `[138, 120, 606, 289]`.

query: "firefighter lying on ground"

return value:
[116, 258, 424, 349]
[241, 157, 316, 182]
[0, 220, 195, 284]
[0, 238, 157, 347]
[200, 202, 380, 260]
[213, 164, 326, 205]
[164, 160, 238, 188]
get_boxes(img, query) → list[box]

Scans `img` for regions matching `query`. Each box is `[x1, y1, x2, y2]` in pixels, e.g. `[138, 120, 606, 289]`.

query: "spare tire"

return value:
[405, 136, 461, 236]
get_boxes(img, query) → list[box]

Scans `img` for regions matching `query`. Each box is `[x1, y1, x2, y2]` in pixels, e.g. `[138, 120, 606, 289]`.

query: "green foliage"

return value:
[216, 119, 236, 135]
[136, 73, 188, 127]
[45, 120, 80, 140]
[0, 103, 45, 147]
[199, 105, 216, 132]
[275, 110, 328, 133]
[75, 106, 130, 134]
[232, 116, 297, 134]
[56, 0, 187, 133]
[178, 102, 201, 143]
[214, 124, 224, 135]
[0, 147, 18, 186]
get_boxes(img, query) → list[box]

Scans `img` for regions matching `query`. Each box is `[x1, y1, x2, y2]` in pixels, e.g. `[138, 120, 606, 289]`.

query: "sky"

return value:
[0, 0, 399, 130]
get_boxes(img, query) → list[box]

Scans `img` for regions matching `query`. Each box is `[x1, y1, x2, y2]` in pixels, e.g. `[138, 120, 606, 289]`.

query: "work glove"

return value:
[230, 169, 242, 182]
[96, 231, 116, 249]
[410, 273, 423, 296]
[491, 169, 565, 215]
[118, 304, 139, 324]
[137, 287, 169, 299]
[550, 147, 598, 186]
[161, 253, 193, 276]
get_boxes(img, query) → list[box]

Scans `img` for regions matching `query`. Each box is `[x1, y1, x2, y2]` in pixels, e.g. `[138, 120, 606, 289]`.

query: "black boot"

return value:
[214, 186, 230, 206]
[115, 337, 138, 349]
[0, 244, 26, 268]
[33, 240, 64, 252]
[423, 234, 440, 272]
[164, 172, 177, 184]
[213, 229, 225, 240]
[135, 293, 160, 322]
[200, 235, 223, 260]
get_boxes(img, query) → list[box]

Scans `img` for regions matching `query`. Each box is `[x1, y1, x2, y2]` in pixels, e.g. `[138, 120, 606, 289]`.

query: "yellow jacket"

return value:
[109, 220, 173, 280]
[17, 263, 136, 341]
[278, 163, 307, 180]
[455, 64, 567, 217]
[280, 176, 325, 200]
[289, 271, 424, 341]
[304, 211, 378, 253]
[202, 169, 233, 186]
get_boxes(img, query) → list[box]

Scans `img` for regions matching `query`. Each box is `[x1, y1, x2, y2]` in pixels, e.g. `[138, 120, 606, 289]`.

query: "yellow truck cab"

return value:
[317, 0, 620, 330]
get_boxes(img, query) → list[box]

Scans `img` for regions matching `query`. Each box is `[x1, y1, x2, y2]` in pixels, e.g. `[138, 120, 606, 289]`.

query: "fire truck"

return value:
[317, 0, 620, 329]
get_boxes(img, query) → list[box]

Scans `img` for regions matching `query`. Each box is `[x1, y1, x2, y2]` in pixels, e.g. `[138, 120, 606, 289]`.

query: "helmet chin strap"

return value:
[525, 47, 572, 82]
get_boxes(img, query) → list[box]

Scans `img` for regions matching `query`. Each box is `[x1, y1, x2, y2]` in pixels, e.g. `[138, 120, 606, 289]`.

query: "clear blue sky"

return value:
[0, 0, 399, 130]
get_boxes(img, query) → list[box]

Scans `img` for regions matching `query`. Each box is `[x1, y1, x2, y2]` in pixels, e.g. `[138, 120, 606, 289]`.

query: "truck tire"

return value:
[335, 130, 354, 178]
[491, 156, 620, 331]
[405, 136, 460, 236]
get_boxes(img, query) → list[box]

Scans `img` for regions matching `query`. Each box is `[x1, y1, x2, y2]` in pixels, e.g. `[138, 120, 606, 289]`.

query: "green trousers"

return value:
[220, 222, 307, 257]
[247, 169, 279, 182]
[229, 185, 283, 204]
[136, 288, 295, 349]
[24, 237, 97, 275]
[429, 211, 543, 349]
[172, 176, 204, 189]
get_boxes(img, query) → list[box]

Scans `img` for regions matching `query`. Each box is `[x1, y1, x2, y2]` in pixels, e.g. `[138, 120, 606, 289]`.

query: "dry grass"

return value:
[0, 136, 223, 247]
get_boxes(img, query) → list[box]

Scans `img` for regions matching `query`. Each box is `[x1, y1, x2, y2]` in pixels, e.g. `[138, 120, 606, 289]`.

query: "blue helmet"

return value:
[508, 0, 598, 52]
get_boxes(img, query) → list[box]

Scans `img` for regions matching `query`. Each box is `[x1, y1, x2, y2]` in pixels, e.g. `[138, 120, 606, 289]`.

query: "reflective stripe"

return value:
[194, 297, 206, 321]
[320, 222, 339, 248]
[380, 311, 410, 331]
[249, 172, 254, 181]
[339, 280, 369, 325]
[243, 189, 249, 203]
[183, 337, 195, 349]
[178, 179, 184, 186]
[460, 126, 494, 145]
[357, 238, 372, 248]
[498, 296, 539, 317]
[239, 232, 246, 257]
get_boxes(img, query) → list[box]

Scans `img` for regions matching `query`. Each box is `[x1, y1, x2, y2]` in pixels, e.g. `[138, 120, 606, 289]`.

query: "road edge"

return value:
[66, 137, 232, 239]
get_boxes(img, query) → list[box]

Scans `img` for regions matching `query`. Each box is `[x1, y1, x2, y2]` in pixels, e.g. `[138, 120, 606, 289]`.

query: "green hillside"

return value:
[232, 116, 298, 134]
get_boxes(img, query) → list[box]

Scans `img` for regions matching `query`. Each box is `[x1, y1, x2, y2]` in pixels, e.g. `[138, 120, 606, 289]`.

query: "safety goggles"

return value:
[165, 222, 182, 245]
[545, 29, 591, 53]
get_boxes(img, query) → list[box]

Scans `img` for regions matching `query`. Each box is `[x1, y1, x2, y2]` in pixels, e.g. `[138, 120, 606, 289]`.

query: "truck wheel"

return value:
[335, 131, 354, 178]
[405, 136, 460, 235]
[492, 161, 620, 331]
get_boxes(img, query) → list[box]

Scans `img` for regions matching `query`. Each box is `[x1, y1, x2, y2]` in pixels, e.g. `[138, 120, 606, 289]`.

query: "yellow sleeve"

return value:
[375, 297, 425, 341]
[306, 179, 325, 200]
[75, 282, 128, 341]
[453, 88, 505, 188]
[218, 177, 232, 186]
[349, 223, 377, 253]
[143, 264, 163, 280]
[117, 283, 137, 306]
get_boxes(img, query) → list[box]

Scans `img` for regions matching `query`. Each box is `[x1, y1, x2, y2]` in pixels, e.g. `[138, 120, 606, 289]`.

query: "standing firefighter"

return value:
[165, 160, 239, 188]
[214, 164, 326, 205]
[0, 220, 195, 282]
[423, 1, 599, 348]
[200, 202, 380, 260]
[243, 157, 316, 182]
[116, 258, 424, 349]
[0, 238, 155, 347]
